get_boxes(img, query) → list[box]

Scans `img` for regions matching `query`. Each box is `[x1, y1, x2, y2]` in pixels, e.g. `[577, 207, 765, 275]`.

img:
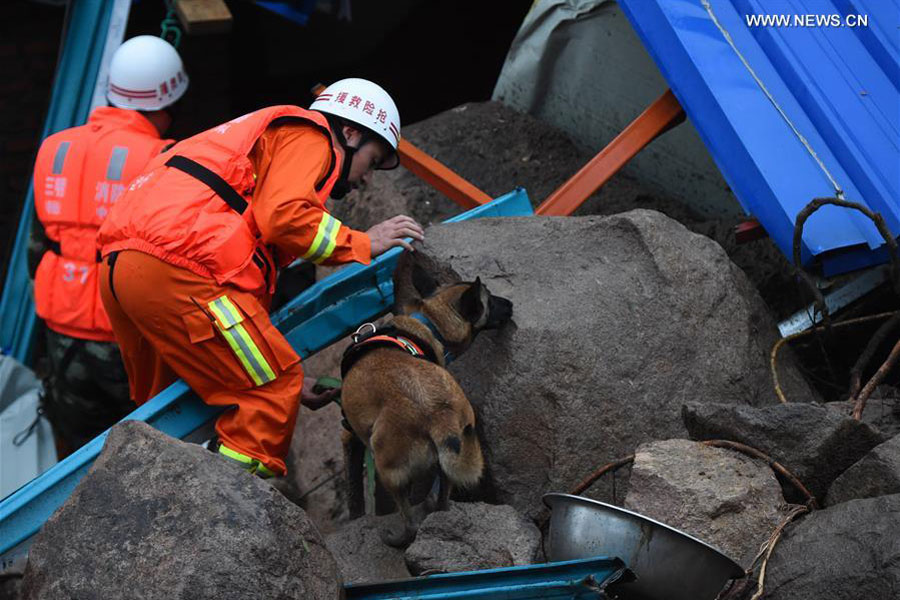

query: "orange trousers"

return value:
[98, 250, 303, 475]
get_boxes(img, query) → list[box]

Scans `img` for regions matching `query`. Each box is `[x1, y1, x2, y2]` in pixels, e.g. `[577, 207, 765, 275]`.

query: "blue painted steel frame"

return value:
[0, 189, 533, 567]
[0, 0, 114, 362]
[618, 0, 899, 276]
[344, 556, 627, 599]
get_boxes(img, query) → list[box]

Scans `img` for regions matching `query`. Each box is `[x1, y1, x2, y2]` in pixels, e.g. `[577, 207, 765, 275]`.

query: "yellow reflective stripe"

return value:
[207, 296, 276, 387]
[208, 296, 242, 329]
[216, 296, 243, 325]
[232, 322, 276, 384]
[218, 445, 276, 478]
[301, 213, 342, 264]
[315, 225, 339, 264]
[218, 325, 264, 386]
[219, 444, 253, 464]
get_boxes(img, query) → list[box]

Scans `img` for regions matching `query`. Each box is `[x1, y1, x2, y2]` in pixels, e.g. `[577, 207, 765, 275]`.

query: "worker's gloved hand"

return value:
[300, 376, 340, 410]
[367, 215, 424, 256]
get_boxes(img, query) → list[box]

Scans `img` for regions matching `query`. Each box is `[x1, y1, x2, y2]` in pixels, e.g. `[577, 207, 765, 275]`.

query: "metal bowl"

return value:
[543, 493, 744, 600]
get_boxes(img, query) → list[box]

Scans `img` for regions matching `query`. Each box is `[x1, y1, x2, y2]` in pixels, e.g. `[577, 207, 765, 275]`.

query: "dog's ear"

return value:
[412, 263, 439, 299]
[459, 277, 484, 323]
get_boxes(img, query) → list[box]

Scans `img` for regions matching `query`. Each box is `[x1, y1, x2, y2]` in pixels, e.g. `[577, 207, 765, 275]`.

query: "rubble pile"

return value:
[9, 103, 900, 599]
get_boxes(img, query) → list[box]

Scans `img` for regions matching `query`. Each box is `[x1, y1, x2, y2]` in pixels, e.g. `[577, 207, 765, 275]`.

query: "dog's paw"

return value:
[381, 526, 416, 548]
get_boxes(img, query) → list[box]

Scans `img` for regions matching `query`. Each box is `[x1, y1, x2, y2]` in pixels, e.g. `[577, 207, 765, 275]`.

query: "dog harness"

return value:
[336, 318, 449, 433]
[340, 322, 439, 378]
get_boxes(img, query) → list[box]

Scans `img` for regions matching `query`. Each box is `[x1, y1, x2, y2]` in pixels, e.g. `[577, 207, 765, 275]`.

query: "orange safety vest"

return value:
[33, 107, 171, 342]
[98, 105, 344, 297]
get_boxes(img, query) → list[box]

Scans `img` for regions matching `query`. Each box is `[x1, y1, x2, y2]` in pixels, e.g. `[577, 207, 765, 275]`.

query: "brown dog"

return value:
[339, 260, 513, 546]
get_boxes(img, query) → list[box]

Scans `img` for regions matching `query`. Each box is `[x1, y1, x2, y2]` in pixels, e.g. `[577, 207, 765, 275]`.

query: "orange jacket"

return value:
[33, 107, 171, 341]
[98, 105, 371, 298]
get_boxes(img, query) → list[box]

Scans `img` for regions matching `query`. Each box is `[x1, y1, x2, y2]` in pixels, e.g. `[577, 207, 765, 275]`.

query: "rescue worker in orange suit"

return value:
[29, 36, 189, 453]
[97, 78, 425, 478]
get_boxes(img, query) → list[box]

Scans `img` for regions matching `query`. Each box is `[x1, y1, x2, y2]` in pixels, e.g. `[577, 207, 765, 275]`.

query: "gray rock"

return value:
[826, 388, 900, 438]
[404, 502, 541, 575]
[826, 434, 900, 506]
[400, 212, 816, 518]
[324, 515, 411, 584]
[762, 494, 900, 600]
[624, 439, 785, 567]
[683, 402, 886, 502]
[21, 421, 342, 600]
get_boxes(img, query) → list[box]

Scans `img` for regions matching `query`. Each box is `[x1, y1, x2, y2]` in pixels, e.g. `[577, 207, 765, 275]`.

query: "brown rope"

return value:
[849, 312, 900, 399]
[569, 455, 636, 497]
[702, 440, 818, 509]
[536, 454, 637, 531]
[791, 197, 900, 391]
[749, 505, 809, 600]
[852, 335, 900, 420]
[771, 311, 898, 404]
[792, 197, 900, 316]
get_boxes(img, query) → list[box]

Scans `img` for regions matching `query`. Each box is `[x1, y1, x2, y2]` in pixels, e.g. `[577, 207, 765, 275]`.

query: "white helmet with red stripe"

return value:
[107, 36, 189, 111]
[310, 78, 401, 168]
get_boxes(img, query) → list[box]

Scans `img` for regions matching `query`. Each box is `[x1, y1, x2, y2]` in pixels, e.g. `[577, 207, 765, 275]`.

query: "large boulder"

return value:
[683, 402, 886, 502]
[403, 502, 541, 575]
[761, 494, 900, 600]
[624, 439, 785, 567]
[21, 421, 342, 600]
[324, 515, 411, 584]
[400, 212, 816, 518]
[826, 433, 900, 506]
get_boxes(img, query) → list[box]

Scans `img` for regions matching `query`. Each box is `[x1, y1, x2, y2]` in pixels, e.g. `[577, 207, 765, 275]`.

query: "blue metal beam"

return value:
[0, 188, 533, 567]
[345, 557, 628, 599]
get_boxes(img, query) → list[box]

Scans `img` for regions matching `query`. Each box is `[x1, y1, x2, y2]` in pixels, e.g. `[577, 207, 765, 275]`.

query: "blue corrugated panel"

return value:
[0, 0, 114, 362]
[0, 188, 534, 569]
[618, 0, 899, 276]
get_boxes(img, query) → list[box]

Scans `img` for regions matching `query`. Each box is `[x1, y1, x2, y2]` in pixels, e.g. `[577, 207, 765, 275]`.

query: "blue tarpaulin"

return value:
[619, 0, 899, 275]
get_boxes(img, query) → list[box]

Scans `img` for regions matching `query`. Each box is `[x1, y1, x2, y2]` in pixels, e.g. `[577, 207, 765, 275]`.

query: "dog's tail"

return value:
[433, 420, 484, 488]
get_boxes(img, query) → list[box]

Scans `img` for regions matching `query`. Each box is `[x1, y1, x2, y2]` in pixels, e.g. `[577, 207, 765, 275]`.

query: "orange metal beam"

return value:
[735, 218, 768, 243]
[535, 89, 686, 216]
[311, 84, 491, 209]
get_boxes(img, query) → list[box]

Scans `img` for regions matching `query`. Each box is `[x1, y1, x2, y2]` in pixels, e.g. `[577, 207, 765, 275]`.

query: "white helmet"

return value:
[310, 78, 401, 169]
[107, 36, 189, 111]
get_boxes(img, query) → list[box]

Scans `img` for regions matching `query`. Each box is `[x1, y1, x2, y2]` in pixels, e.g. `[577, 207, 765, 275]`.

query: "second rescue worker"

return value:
[97, 78, 424, 477]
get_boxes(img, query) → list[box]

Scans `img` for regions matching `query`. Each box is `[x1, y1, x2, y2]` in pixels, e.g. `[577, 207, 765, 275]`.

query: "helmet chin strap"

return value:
[327, 115, 365, 200]
[330, 144, 356, 200]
